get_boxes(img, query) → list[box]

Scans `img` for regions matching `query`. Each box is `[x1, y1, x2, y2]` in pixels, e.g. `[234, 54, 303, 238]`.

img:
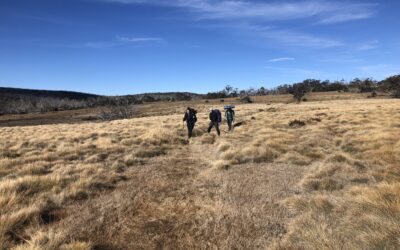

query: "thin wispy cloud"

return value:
[116, 36, 163, 42]
[97, 0, 376, 24]
[357, 40, 379, 51]
[318, 12, 374, 24]
[228, 23, 343, 49]
[262, 29, 343, 48]
[317, 3, 376, 24]
[269, 57, 295, 62]
[94, 0, 367, 50]
[85, 36, 164, 48]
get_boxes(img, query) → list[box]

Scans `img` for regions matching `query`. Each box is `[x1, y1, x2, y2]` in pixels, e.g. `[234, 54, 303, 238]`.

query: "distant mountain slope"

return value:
[0, 87, 100, 100]
[0, 87, 203, 101]
[0, 87, 204, 115]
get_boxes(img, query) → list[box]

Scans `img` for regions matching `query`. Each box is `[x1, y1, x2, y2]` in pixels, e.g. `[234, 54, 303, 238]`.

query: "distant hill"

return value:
[0, 87, 204, 115]
[0, 87, 202, 101]
[0, 87, 101, 100]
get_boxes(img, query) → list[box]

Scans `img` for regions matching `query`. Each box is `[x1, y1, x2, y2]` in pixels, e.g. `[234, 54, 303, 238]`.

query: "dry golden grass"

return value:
[0, 115, 186, 249]
[0, 97, 399, 249]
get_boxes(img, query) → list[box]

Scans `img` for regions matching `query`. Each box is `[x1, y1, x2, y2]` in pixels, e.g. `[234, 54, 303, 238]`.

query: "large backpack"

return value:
[188, 109, 197, 123]
[226, 109, 234, 121]
[215, 109, 222, 123]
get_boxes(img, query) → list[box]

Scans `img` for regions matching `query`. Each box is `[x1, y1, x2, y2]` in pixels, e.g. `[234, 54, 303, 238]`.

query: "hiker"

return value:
[224, 105, 235, 131]
[208, 108, 221, 136]
[183, 107, 197, 138]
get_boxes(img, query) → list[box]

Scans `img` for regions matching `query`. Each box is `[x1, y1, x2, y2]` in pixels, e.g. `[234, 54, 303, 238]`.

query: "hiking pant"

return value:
[208, 121, 220, 136]
[187, 122, 195, 138]
[227, 119, 233, 131]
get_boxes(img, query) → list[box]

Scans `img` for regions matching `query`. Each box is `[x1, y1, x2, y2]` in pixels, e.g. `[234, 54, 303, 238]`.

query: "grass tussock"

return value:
[12, 230, 92, 250]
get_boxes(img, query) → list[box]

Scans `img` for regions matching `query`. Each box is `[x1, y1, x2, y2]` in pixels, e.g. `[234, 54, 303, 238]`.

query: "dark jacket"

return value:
[183, 109, 197, 123]
[209, 110, 221, 122]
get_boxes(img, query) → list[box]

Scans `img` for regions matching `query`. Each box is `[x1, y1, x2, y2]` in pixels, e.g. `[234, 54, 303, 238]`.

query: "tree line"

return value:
[205, 74, 400, 101]
[0, 91, 198, 115]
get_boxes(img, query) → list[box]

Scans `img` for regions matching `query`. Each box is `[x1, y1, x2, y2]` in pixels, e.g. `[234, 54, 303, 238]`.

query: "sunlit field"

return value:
[1, 96, 399, 249]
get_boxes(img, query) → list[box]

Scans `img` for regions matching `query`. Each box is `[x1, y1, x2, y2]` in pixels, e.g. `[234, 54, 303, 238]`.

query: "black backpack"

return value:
[215, 109, 222, 123]
[188, 109, 197, 123]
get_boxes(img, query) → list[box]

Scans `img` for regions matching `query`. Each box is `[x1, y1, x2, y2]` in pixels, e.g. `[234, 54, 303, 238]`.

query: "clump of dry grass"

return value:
[12, 230, 92, 250]
[220, 145, 279, 164]
[288, 119, 306, 128]
[200, 133, 216, 144]
[212, 159, 231, 169]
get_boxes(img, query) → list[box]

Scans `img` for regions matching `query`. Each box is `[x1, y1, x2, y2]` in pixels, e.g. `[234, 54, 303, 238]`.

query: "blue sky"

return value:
[1, 0, 399, 95]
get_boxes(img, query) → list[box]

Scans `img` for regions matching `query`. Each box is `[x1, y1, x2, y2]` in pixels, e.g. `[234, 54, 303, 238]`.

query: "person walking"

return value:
[183, 107, 197, 138]
[208, 108, 221, 136]
[225, 106, 235, 131]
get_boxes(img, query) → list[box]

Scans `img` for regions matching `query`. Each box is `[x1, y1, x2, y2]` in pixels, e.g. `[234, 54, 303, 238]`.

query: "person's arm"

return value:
[183, 113, 187, 122]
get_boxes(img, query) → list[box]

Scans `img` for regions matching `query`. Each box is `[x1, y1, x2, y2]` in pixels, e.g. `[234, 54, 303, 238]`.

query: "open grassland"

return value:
[0, 91, 380, 127]
[0, 97, 399, 249]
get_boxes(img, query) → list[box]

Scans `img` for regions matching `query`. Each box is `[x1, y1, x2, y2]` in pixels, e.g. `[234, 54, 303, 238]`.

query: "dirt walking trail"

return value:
[61, 138, 306, 249]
